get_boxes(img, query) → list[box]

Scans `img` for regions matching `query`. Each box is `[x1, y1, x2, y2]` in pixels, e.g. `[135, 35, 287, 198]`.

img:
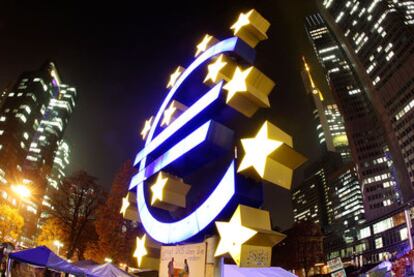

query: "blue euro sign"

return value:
[130, 37, 255, 244]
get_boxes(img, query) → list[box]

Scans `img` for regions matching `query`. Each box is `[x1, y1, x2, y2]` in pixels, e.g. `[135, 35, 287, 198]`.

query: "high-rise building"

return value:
[24, 82, 76, 185]
[0, 62, 76, 243]
[305, 13, 400, 219]
[292, 152, 343, 229]
[316, 0, 414, 210]
[301, 57, 351, 161]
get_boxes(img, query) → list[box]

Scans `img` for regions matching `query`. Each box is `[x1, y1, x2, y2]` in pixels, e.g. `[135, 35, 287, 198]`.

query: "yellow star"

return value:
[204, 55, 227, 83]
[195, 34, 213, 57]
[167, 66, 184, 89]
[150, 173, 168, 205]
[230, 10, 254, 34]
[140, 116, 153, 140]
[119, 196, 130, 216]
[238, 122, 283, 177]
[215, 208, 257, 266]
[223, 67, 252, 102]
[161, 102, 177, 127]
[133, 234, 148, 267]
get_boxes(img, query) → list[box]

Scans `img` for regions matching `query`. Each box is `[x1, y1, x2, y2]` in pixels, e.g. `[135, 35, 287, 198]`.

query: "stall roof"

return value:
[9, 246, 85, 276]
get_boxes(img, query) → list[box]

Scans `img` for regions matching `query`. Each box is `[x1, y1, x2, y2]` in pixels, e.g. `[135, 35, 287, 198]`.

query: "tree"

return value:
[85, 161, 137, 263]
[48, 171, 103, 259]
[272, 222, 324, 277]
[36, 218, 68, 253]
[0, 204, 24, 243]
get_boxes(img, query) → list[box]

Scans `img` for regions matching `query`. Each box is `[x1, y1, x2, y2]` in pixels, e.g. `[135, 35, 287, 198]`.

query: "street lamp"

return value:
[104, 257, 113, 263]
[11, 184, 31, 199]
[53, 240, 63, 255]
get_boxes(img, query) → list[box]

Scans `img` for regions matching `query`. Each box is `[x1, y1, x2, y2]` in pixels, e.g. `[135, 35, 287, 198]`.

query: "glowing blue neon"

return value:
[137, 161, 235, 244]
[129, 37, 249, 243]
[136, 37, 239, 175]
[130, 120, 211, 189]
[133, 82, 223, 166]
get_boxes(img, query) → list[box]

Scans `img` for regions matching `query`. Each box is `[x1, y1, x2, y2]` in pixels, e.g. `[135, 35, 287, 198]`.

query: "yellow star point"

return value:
[204, 55, 227, 83]
[167, 67, 184, 88]
[133, 234, 148, 267]
[150, 173, 168, 205]
[238, 122, 283, 177]
[120, 196, 130, 216]
[231, 10, 253, 34]
[161, 102, 177, 127]
[223, 67, 252, 102]
[214, 209, 257, 266]
[195, 34, 213, 57]
[140, 116, 153, 140]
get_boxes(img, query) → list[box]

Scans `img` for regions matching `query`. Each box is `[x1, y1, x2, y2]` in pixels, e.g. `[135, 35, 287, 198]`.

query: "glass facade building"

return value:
[305, 13, 400, 219]
[0, 62, 76, 243]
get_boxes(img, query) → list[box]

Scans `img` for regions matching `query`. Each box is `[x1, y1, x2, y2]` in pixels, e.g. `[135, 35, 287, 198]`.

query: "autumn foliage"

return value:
[0, 203, 24, 243]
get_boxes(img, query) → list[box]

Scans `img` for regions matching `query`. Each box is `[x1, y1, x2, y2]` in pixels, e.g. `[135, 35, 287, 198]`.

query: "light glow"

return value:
[231, 10, 253, 34]
[195, 34, 214, 57]
[133, 234, 148, 267]
[136, 161, 235, 244]
[130, 120, 211, 188]
[223, 67, 252, 102]
[214, 208, 257, 266]
[120, 197, 130, 216]
[204, 55, 227, 83]
[140, 116, 153, 140]
[11, 184, 31, 199]
[160, 102, 177, 127]
[150, 172, 168, 205]
[238, 122, 283, 176]
[167, 67, 184, 89]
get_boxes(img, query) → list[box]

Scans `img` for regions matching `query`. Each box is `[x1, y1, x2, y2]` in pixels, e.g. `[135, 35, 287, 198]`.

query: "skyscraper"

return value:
[0, 62, 76, 243]
[305, 13, 400, 219]
[42, 139, 71, 218]
[301, 56, 351, 161]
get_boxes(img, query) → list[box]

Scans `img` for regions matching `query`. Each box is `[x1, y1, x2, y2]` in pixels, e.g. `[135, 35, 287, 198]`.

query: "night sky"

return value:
[1, 0, 323, 230]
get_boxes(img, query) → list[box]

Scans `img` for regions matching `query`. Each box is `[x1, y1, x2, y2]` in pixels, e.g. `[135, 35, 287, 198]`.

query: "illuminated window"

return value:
[359, 226, 371, 239]
[375, 237, 383, 249]
[373, 217, 394, 234]
[400, 227, 408, 241]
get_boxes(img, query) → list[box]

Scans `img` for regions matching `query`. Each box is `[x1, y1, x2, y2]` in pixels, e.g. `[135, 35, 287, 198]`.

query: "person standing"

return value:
[168, 257, 174, 277]
[183, 259, 189, 276]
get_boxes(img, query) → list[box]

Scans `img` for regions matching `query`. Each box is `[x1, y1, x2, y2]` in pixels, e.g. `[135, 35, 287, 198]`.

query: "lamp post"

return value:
[11, 184, 31, 209]
[53, 240, 63, 256]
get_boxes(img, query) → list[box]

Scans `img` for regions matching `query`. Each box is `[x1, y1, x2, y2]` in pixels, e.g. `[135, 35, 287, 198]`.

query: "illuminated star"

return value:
[140, 116, 153, 140]
[223, 67, 252, 102]
[161, 102, 177, 127]
[195, 34, 213, 57]
[238, 122, 283, 177]
[133, 234, 148, 267]
[230, 10, 253, 34]
[150, 173, 168, 205]
[120, 196, 130, 216]
[167, 67, 184, 89]
[214, 208, 257, 266]
[204, 55, 227, 83]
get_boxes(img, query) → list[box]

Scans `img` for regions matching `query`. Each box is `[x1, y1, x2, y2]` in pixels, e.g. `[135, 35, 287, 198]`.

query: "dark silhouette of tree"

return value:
[48, 170, 103, 259]
[85, 161, 138, 264]
[272, 222, 324, 277]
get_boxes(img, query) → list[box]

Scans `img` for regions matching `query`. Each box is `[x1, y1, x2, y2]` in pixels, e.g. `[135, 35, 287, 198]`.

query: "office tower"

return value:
[305, 13, 400, 219]
[301, 57, 351, 161]
[317, 0, 414, 208]
[0, 62, 76, 243]
[24, 82, 76, 184]
[42, 140, 70, 217]
[292, 152, 343, 229]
